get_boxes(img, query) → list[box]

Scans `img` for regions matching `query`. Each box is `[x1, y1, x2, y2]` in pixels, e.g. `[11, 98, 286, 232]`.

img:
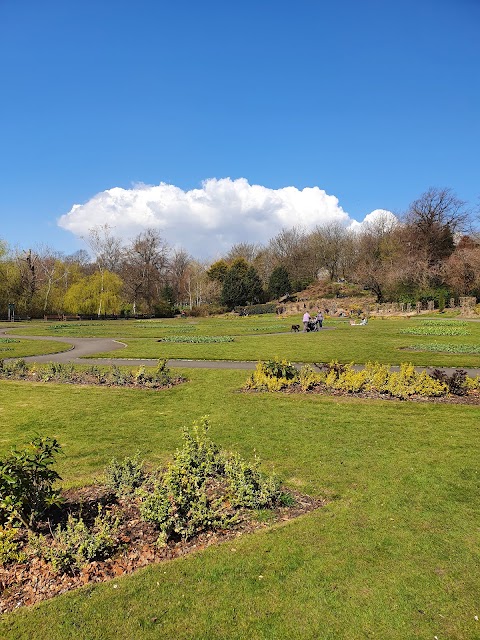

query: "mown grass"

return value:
[0, 338, 72, 358]
[0, 369, 479, 639]
[93, 321, 480, 367]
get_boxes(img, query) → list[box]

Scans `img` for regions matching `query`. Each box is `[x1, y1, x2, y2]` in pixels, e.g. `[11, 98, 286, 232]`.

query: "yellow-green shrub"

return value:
[299, 365, 324, 391]
[244, 361, 297, 392]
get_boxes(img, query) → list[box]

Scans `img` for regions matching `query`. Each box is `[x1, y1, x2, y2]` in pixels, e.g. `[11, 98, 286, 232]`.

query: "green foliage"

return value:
[0, 359, 180, 389]
[0, 437, 63, 529]
[0, 525, 26, 565]
[139, 418, 283, 541]
[29, 507, 119, 573]
[407, 342, 480, 354]
[400, 327, 470, 336]
[206, 259, 229, 283]
[418, 320, 468, 327]
[244, 360, 298, 391]
[104, 453, 145, 495]
[245, 360, 460, 399]
[221, 259, 264, 308]
[268, 265, 292, 299]
[224, 453, 281, 509]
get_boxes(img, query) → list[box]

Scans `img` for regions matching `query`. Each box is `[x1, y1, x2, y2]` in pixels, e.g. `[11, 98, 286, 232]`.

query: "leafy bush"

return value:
[0, 359, 180, 389]
[244, 360, 298, 391]
[30, 507, 119, 573]
[224, 454, 281, 509]
[0, 525, 26, 565]
[104, 453, 145, 495]
[0, 437, 63, 529]
[430, 369, 469, 396]
[139, 418, 284, 542]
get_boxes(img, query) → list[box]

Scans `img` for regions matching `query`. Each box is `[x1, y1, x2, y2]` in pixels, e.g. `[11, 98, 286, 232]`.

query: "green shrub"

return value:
[244, 360, 298, 391]
[104, 453, 145, 495]
[0, 525, 26, 565]
[0, 437, 63, 529]
[224, 453, 281, 509]
[139, 418, 284, 542]
[30, 507, 119, 573]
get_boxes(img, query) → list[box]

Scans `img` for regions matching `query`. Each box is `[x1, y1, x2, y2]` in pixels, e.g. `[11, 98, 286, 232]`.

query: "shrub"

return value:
[299, 364, 324, 391]
[0, 525, 26, 565]
[0, 437, 63, 529]
[104, 453, 145, 495]
[430, 369, 469, 396]
[139, 418, 284, 542]
[30, 507, 119, 573]
[224, 453, 281, 509]
[244, 360, 297, 392]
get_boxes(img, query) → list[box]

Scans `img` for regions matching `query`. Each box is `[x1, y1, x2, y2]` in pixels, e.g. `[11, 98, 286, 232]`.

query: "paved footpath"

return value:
[1, 328, 480, 377]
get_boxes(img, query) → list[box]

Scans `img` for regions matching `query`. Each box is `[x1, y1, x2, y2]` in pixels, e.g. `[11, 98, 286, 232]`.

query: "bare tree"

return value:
[121, 229, 169, 314]
[403, 187, 470, 265]
[83, 224, 123, 315]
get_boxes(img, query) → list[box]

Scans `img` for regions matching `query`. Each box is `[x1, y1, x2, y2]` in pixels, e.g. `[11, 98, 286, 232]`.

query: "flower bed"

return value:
[244, 359, 480, 402]
[0, 422, 321, 613]
[0, 359, 185, 389]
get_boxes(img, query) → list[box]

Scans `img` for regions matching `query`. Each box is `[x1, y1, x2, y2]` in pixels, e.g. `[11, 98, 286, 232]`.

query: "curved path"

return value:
[1, 328, 480, 376]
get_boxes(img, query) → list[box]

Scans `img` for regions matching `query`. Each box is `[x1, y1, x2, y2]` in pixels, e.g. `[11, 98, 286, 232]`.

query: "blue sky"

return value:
[1, 0, 479, 257]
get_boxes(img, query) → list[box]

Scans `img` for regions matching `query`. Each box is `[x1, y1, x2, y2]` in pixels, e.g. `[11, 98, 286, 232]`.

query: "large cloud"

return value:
[58, 178, 394, 258]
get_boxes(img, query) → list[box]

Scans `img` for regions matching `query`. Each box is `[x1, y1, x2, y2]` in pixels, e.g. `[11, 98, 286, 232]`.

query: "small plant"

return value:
[431, 368, 469, 396]
[244, 359, 298, 392]
[0, 525, 26, 565]
[30, 507, 119, 573]
[0, 437, 63, 529]
[139, 418, 284, 542]
[104, 453, 145, 495]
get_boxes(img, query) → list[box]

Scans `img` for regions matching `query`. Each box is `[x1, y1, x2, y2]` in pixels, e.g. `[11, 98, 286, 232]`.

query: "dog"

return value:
[291, 324, 300, 332]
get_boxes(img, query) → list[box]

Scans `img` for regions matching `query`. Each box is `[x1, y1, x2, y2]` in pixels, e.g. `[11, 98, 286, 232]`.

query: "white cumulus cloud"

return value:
[58, 178, 395, 258]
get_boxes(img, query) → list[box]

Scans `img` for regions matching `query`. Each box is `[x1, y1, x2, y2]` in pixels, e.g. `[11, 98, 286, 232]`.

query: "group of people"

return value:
[302, 310, 323, 332]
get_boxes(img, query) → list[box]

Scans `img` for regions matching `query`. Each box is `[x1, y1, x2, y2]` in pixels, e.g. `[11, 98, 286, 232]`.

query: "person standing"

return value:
[315, 311, 324, 330]
[302, 310, 311, 332]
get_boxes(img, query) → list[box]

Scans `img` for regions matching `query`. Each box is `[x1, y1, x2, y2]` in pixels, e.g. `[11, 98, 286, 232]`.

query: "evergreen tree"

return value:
[268, 265, 291, 298]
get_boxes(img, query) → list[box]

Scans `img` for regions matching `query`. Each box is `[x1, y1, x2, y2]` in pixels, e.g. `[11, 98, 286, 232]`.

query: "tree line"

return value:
[0, 187, 479, 318]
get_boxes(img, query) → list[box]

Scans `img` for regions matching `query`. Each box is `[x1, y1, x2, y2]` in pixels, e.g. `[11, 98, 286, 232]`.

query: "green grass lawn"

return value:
[0, 369, 479, 639]
[0, 338, 72, 358]
[8, 316, 480, 367]
[94, 322, 480, 367]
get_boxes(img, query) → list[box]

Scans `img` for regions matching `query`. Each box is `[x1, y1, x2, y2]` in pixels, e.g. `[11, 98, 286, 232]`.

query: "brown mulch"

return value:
[0, 487, 323, 614]
[245, 384, 480, 404]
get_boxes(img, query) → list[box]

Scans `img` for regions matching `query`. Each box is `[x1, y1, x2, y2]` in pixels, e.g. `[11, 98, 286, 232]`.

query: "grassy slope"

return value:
[0, 369, 479, 639]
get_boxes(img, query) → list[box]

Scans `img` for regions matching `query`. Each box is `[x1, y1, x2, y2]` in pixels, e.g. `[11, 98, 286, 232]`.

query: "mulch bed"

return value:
[0, 486, 323, 614]
[246, 385, 480, 404]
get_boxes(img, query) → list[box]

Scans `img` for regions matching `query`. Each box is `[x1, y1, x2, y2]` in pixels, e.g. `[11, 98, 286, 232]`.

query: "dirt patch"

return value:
[0, 487, 323, 614]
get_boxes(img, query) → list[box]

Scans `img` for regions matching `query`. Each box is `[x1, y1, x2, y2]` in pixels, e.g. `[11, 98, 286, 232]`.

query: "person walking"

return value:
[302, 310, 311, 332]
